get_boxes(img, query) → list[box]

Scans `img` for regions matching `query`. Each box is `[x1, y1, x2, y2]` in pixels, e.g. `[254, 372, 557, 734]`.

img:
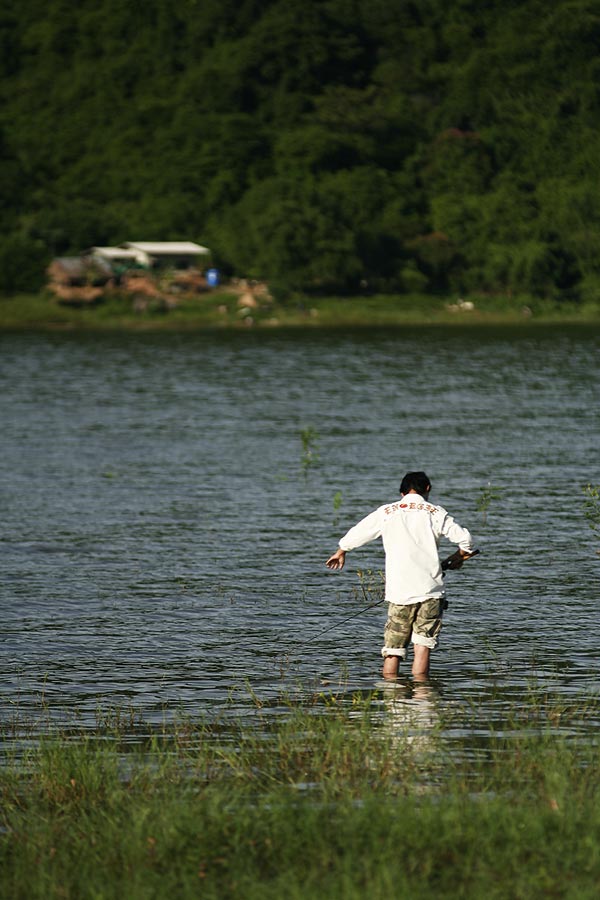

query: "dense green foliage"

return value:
[2, 0, 600, 298]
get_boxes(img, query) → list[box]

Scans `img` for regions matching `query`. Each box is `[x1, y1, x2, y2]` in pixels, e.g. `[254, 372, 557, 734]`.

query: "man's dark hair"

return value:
[400, 471, 431, 496]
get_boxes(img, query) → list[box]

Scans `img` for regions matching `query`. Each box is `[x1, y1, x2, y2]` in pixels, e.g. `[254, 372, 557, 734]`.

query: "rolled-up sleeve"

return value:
[339, 509, 382, 551]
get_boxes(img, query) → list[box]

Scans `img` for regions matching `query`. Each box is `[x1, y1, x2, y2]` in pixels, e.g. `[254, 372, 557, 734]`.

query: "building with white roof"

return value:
[121, 242, 210, 269]
[87, 247, 141, 263]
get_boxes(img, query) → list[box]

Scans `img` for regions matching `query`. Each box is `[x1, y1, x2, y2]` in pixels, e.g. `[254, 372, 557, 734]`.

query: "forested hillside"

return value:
[2, 0, 600, 299]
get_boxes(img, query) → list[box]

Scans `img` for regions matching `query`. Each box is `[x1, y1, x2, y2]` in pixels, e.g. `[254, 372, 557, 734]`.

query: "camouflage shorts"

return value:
[381, 597, 445, 659]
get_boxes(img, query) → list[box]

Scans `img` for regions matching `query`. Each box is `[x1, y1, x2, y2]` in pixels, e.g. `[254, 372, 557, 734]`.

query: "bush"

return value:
[0, 234, 49, 294]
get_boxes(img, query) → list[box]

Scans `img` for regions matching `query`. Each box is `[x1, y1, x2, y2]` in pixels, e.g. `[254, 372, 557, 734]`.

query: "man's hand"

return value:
[442, 548, 478, 571]
[326, 548, 346, 570]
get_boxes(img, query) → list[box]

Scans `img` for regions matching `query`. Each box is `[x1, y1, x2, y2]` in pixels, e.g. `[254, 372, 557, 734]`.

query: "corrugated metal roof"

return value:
[122, 242, 210, 255]
[88, 246, 140, 259]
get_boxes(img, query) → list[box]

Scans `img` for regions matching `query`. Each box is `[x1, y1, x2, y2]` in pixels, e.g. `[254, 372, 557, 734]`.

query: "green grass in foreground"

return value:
[1, 691, 600, 899]
[2, 290, 600, 331]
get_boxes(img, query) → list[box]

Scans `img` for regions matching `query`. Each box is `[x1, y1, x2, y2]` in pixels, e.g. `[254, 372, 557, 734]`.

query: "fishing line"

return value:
[301, 597, 386, 646]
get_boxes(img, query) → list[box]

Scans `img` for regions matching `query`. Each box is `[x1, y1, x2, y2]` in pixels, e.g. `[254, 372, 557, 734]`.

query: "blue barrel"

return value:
[206, 268, 219, 287]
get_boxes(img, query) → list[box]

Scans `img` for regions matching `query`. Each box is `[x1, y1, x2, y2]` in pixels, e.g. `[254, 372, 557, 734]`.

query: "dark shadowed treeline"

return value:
[1, 0, 600, 299]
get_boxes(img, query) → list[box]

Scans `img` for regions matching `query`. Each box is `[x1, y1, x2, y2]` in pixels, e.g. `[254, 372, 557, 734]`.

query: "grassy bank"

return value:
[2, 691, 599, 899]
[2, 290, 600, 332]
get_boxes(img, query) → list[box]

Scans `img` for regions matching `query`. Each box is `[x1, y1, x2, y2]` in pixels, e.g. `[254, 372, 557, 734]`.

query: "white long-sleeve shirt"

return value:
[339, 493, 474, 605]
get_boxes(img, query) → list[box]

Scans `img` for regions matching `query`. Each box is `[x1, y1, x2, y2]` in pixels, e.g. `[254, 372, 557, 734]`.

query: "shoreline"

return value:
[2, 290, 600, 332]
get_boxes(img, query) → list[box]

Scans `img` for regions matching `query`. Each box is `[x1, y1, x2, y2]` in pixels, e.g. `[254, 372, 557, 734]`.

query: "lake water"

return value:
[1, 325, 599, 747]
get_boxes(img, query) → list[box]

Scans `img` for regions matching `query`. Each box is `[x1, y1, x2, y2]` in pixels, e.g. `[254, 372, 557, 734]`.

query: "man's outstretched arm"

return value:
[326, 507, 382, 571]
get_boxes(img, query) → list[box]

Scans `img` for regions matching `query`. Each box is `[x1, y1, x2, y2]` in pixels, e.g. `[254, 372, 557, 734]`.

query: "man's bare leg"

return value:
[412, 644, 431, 678]
[382, 655, 400, 679]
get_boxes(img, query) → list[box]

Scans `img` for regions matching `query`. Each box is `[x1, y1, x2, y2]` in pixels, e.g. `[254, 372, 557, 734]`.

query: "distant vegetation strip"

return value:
[2, 291, 600, 332]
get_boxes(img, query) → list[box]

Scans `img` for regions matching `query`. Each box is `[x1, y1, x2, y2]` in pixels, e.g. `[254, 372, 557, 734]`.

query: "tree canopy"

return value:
[2, 0, 600, 298]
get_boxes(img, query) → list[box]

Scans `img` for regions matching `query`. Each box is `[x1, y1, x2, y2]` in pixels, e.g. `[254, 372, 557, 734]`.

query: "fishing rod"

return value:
[441, 547, 480, 571]
[303, 549, 481, 646]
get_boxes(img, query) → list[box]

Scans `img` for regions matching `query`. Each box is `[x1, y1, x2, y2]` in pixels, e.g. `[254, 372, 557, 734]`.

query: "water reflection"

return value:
[377, 677, 441, 752]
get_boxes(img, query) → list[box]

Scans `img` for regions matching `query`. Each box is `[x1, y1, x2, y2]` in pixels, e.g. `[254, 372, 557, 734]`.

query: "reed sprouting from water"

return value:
[476, 482, 504, 524]
[1, 688, 600, 899]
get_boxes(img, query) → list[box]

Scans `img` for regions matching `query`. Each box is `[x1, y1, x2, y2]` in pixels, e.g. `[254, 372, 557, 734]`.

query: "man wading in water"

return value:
[326, 471, 475, 679]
